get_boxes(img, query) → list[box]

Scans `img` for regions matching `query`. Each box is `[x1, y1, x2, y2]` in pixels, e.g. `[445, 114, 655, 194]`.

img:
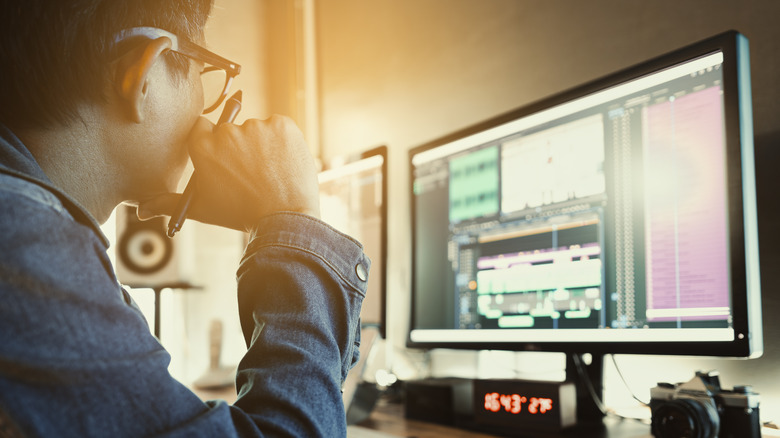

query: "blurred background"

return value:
[102, 0, 780, 425]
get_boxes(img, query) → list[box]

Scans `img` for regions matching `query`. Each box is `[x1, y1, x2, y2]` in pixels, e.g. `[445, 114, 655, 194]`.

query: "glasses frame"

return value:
[114, 27, 242, 114]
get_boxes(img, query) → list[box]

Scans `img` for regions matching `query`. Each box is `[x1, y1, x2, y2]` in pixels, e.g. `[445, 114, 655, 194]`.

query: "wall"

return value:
[315, 0, 780, 421]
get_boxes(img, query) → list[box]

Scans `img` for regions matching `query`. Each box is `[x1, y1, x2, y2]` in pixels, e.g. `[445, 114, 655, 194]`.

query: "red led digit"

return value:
[510, 394, 526, 414]
[537, 397, 553, 413]
[500, 394, 512, 412]
[484, 392, 500, 412]
[528, 397, 539, 414]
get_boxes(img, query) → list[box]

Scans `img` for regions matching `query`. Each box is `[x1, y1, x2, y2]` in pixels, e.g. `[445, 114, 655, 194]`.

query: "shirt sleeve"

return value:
[230, 212, 369, 437]
[0, 176, 368, 438]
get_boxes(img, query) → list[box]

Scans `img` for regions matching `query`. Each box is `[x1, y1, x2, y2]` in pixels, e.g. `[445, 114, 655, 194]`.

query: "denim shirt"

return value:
[0, 124, 369, 437]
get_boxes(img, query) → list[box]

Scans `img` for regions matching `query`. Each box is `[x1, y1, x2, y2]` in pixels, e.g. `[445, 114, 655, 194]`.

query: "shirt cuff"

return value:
[240, 212, 371, 296]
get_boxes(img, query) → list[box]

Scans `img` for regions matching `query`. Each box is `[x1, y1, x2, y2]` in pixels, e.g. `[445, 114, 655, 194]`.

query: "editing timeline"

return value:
[416, 63, 733, 333]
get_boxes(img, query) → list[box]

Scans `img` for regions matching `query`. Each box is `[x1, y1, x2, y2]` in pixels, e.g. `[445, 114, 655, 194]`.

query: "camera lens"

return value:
[651, 399, 719, 438]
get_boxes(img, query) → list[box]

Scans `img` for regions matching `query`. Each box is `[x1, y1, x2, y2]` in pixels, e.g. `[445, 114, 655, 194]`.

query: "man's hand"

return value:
[138, 115, 320, 232]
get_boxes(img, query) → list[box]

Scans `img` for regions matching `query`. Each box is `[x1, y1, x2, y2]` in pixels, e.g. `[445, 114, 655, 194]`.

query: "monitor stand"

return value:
[565, 352, 606, 427]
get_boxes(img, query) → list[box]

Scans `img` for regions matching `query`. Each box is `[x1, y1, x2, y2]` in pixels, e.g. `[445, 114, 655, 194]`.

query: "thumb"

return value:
[137, 193, 183, 220]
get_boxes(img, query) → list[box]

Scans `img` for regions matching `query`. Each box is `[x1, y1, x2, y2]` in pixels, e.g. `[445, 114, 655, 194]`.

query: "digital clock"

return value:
[473, 379, 577, 431]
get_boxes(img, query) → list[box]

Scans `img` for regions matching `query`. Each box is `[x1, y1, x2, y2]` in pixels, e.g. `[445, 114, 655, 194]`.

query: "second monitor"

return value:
[319, 146, 388, 338]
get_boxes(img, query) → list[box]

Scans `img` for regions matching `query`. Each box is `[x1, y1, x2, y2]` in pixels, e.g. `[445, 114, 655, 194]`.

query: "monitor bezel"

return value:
[407, 31, 761, 358]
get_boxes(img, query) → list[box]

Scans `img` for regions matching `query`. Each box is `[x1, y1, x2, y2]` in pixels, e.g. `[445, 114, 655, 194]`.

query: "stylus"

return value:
[167, 90, 243, 237]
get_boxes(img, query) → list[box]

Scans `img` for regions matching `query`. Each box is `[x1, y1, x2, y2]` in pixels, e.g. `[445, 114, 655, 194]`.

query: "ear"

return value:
[113, 37, 174, 123]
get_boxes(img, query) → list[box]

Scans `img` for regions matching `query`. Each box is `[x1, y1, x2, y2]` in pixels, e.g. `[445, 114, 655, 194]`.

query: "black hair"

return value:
[0, 0, 214, 129]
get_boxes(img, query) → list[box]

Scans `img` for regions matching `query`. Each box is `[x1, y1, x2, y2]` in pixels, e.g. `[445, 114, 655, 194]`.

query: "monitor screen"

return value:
[408, 31, 761, 357]
[319, 146, 387, 338]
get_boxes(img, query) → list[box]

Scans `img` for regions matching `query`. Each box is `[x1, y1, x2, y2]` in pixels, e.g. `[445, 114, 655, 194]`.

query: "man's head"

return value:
[0, 0, 226, 221]
[0, 0, 213, 130]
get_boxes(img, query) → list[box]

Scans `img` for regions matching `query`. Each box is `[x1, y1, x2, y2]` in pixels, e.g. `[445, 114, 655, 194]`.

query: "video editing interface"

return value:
[412, 52, 733, 343]
[319, 154, 385, 330]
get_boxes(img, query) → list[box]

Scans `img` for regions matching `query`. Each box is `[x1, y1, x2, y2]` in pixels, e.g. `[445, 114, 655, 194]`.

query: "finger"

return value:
[137, 193, 182, 220]
[186, 116, 217, 159]
[189, 116, 216, 138]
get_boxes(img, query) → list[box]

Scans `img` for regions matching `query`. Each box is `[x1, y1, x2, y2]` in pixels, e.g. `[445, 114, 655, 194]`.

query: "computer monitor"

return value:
[319, 146, 388, 338]
[408, 31, 761, 360]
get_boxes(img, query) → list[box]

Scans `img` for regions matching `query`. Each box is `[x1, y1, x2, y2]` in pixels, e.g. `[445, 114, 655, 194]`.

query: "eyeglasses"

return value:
[114, 27, 241, 114]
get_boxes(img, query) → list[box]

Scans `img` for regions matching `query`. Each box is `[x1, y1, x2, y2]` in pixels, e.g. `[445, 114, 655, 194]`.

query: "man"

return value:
[0, 1, 368, 436]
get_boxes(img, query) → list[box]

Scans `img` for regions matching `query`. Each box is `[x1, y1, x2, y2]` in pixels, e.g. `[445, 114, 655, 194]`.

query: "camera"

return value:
[650, 370, 760, 438]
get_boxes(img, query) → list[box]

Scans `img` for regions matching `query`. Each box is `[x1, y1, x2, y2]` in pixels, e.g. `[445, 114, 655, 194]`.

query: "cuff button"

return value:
[355, 263, 368, 282]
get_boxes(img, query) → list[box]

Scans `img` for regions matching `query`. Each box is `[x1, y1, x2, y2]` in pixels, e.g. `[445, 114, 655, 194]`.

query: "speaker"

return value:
[115, 204, 193, 288]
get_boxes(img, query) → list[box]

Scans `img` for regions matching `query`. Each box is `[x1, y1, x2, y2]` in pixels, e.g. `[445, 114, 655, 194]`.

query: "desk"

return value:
[350, 399, 654, 438]
[351, 400, 499, 437]
[193, 388, 778, 437]
[351, 400, 780, 437]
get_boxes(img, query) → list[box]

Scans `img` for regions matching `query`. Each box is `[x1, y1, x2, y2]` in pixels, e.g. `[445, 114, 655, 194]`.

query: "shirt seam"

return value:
[239, 241, 366, 297]
[252, 212, 364, 249]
